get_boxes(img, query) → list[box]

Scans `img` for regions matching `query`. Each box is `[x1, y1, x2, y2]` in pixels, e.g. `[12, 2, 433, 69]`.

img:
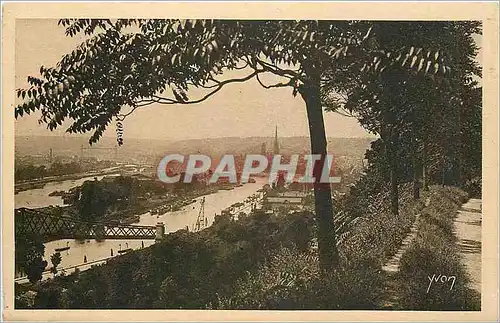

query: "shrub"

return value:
[212, 247, 319, 309]
[341, 184, 423, 267]
[397, 186, 480, 310]
[213, 246, 384, 310]
[317, 256, 384, 309]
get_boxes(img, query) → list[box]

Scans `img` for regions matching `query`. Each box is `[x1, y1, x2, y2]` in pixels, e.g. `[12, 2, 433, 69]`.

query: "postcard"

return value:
[2, 2, 498, 322]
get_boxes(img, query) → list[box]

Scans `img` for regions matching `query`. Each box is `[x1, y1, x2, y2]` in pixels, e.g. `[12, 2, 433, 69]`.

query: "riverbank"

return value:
[19, 181, 241, 228]
[71, 181, 241, 224]
[15, 169, 122, 194]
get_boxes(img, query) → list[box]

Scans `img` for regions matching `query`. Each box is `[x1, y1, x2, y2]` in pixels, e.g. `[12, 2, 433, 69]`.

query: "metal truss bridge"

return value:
[15, 208, 157, 241]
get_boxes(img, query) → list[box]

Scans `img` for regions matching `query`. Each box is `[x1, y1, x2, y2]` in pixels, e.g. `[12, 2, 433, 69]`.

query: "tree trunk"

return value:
[381, 124, 399, 216]
[300, 77, 339, 273]
[389, 128, 399, 216]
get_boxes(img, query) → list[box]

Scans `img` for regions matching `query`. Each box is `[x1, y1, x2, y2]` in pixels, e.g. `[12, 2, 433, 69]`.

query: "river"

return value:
[14, 175, 267, 281]
[15, 174, 118, 209]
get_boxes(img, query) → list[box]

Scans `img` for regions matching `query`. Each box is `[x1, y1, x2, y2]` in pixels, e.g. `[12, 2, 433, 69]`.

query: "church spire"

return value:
[273, 124, 280, 154]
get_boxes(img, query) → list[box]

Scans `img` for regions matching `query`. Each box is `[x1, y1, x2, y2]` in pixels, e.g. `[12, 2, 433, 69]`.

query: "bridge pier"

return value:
[155, 222, 165, 242]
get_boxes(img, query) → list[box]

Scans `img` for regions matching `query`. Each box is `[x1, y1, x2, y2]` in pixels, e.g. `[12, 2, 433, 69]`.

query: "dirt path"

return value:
[453, 198, 481, 294]
[378, 207, 423, 309]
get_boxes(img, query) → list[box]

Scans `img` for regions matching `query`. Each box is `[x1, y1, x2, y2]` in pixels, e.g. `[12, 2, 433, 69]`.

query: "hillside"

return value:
[15, 135, 376, 163]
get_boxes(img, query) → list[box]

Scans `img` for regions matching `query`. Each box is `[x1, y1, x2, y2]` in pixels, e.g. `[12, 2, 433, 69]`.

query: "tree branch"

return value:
[117, 106, 138, 121]
[255, 73, 293, 89]
[119, 58, 301, 121]
[333, 108, 357, 118]
[233, 60, 249, 70]
[254, 58, 302, 81]
[129, 69, 265, 114]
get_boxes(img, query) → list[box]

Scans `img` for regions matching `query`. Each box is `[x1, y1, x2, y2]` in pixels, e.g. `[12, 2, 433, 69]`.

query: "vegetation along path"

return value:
[379, 202, 424, 309]
[454, 198, 482, 294]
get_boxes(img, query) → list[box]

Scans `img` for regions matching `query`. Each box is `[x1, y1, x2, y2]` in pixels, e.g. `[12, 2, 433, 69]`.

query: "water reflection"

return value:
[15, 175, 118, 209]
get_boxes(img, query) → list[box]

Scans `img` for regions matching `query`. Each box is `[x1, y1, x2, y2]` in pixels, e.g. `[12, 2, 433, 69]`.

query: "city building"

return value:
[273, 125, 280, 155]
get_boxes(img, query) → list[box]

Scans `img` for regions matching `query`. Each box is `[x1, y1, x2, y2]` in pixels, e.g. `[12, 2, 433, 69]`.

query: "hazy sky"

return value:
[16, 19, 480, 141]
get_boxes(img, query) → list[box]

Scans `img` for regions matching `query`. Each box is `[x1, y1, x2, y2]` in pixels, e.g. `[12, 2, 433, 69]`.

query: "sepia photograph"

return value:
[2, 2, 499, 322]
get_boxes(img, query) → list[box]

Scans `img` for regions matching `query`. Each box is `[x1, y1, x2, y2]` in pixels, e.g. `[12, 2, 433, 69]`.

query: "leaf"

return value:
[434, 63, 440, 74]
[417, 58, 425, 72]
[425, 60, 432, 74]
[331, 47, 344, 59]
[410, 55, 418, 69]
[309, 31, 315, 42]
[401, 54, 410, 67]
[362, 26, 373, 41]
[302, 30, 308, 41]
[211, 40, 218, 52]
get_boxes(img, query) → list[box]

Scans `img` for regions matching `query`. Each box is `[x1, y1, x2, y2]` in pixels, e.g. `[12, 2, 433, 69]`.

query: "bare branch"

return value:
[117, 106, 139, 121]
[323, 105, 357, 118]
[233, 60, 249, 70]
[254, 58, 302, 81]
[120, 59, 299, 121]
[131, 69, 265, 110]
[336, 109, 357, 118]
[187, 80, 219, 89]
[255, 73, 293, 89]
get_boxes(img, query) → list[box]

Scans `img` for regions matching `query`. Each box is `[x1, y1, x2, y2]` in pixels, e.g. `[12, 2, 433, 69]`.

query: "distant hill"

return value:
[15, 135, 376, 164]
[15, 136, 173, 163]
[159, 136, 375, 157]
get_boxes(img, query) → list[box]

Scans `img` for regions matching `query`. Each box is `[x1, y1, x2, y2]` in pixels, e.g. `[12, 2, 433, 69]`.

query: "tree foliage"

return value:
[322, 21, 482, 209]
[50, 252, 62, 276]
[15, 234, 47, 283]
